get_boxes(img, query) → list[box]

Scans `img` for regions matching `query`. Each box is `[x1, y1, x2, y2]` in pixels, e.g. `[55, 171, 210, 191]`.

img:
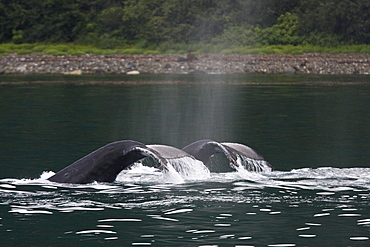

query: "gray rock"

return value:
[284, 66, 296, 74]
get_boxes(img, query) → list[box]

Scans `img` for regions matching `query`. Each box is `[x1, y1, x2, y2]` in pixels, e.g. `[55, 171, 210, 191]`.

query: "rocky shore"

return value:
[1, 53, 370, 75]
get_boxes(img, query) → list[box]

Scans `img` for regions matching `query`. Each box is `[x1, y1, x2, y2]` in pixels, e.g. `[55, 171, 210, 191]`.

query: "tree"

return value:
[0, 0, 88, 43]
[298, 0, 370, 44]
[257, 12, 301, 45]
[1, 0, 370, 46]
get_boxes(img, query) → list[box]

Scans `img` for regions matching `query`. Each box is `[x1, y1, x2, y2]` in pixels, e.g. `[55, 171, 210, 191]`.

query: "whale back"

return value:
[48, 139, 272, 184]
[221, 142, 265, 160]
[48, 140, 147, 184]
[147, 145, 192, 159]
[182, 139, 228, 164]
[183, 139, 272, 172]
[148, 144, 210, 178]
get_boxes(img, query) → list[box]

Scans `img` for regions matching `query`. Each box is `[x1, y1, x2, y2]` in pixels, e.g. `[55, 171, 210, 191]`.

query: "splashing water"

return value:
[162, 163, 185, 184]
[116, 163, 165, 184]
[2, 165, 370, 246]
[40, 171, 56, 180]
[234, 154, 272, 172]
[166, 156, 211, 181]
[116, 156, 210, 184]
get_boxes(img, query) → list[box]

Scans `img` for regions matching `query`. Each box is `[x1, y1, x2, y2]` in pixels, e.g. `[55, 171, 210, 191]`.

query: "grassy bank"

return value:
[2, 43, 370, 56]
[0, 43, 160, 56]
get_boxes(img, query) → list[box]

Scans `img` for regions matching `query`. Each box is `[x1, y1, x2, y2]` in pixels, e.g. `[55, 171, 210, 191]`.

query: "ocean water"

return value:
[0, 74, 369, 246]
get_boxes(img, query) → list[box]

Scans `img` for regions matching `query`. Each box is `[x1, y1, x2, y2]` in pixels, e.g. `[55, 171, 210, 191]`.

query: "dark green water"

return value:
[0, 74, 369, 246]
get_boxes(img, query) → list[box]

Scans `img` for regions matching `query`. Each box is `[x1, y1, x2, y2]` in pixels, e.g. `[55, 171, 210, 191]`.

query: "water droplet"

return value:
[8, 209, 53, 215]
[268, 244, 296, 247]
[164, 208, 193, 215]
[358, 218, 370, 222]
[305, 222, 321, 226]
[314, 213, 330, 217]
[316, 192, 335, 195]
[342, 208, 357, 211]
[322, 208, 334, 211]
[104, 237, 118, 240]
[97, 225, 114, 228]
[296, 227, 310, 231]
[151, 216, 179, 222]
[358, 221, 370, 226]
[350, 237, 369, 241]
[214, 223, 231, 227]
[192, 230, 216, 234]
[299, 234, 316, 238]
[219, 234, 235, 239]
[270, 211, 281, 215]
[98, 218, 142, 222]
[0, 184, 16, 189]
[260, 208, 271, 212]
[238, 236, 252, 240]
[76, 229, 117, 234]
[338, 214, 361, 217]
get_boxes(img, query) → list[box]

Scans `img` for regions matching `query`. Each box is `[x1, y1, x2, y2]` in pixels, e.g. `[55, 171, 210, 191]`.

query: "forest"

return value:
[1, 0, 370, 51]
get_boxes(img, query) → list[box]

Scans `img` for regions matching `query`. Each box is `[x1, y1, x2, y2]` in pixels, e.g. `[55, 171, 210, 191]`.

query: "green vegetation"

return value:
[2, 43, 370, 56]
[1, 0, 370, 55]
[0, 43, 161, 56]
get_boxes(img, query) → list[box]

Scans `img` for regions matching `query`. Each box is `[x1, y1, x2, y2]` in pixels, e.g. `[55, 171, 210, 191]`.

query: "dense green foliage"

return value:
[1, 0, 370, 51]
[3, 43, 370, 56]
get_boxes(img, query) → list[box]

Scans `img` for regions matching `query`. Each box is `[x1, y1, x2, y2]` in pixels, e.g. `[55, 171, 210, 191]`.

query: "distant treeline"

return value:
[1, 0, 370, 48]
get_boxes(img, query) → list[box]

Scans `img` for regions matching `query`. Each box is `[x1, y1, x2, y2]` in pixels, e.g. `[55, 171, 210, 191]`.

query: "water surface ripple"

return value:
[0, 79, 369, 246]
[1, 167, 370, 246]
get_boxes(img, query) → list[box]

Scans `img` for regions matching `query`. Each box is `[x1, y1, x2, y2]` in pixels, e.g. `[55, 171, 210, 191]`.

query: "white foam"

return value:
[235, 154, 272, 172]
[234, 164, 269, 182]
[167, 156, 210, 180]
[40, 171, 55, 180]
[116, 163, 164, 184]
[118, 156, 211, 184]
[262, 167, 370, 191]
[164, 208, 193, 215]
[98, 218, 142, 222]
[9, 208, 53, 215]
[117, 158, 209, 184]
[151, 216, 179, 222]
[5, 166, 370, 196]
[350, 237, 369, 241]
[75, 229, 117, 235]
[163, 163, 184, 184]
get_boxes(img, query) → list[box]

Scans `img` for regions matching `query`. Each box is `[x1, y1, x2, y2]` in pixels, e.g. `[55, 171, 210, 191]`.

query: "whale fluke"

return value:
[47, 139, 271, 184]
[182, 139, 272, 172]
[147, 144, 210, 178]
[48, 140, 172, 184]
[47, 141, 207, 184]
[147, 145, 193, 159]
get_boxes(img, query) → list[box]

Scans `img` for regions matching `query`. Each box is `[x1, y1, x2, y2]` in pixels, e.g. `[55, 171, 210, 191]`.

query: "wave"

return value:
[2, 166, 370, 192]
[1, 166, 370, 214]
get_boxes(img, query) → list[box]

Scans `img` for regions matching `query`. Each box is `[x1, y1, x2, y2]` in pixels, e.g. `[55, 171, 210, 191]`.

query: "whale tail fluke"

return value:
[48, 140, 149, 184]
[48, 139, 271, 184]
[182, 139, 272, 172]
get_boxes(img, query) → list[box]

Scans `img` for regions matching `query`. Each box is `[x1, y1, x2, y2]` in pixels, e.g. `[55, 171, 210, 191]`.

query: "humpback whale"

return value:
[47, 139, 271, 184]
[48, 140, 196, 184]
[182, 139, 272, 172]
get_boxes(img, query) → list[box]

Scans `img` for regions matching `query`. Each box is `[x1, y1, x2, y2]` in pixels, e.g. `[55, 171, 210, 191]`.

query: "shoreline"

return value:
[2, 53, 370, 75]
[1, 80, 368, 86]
